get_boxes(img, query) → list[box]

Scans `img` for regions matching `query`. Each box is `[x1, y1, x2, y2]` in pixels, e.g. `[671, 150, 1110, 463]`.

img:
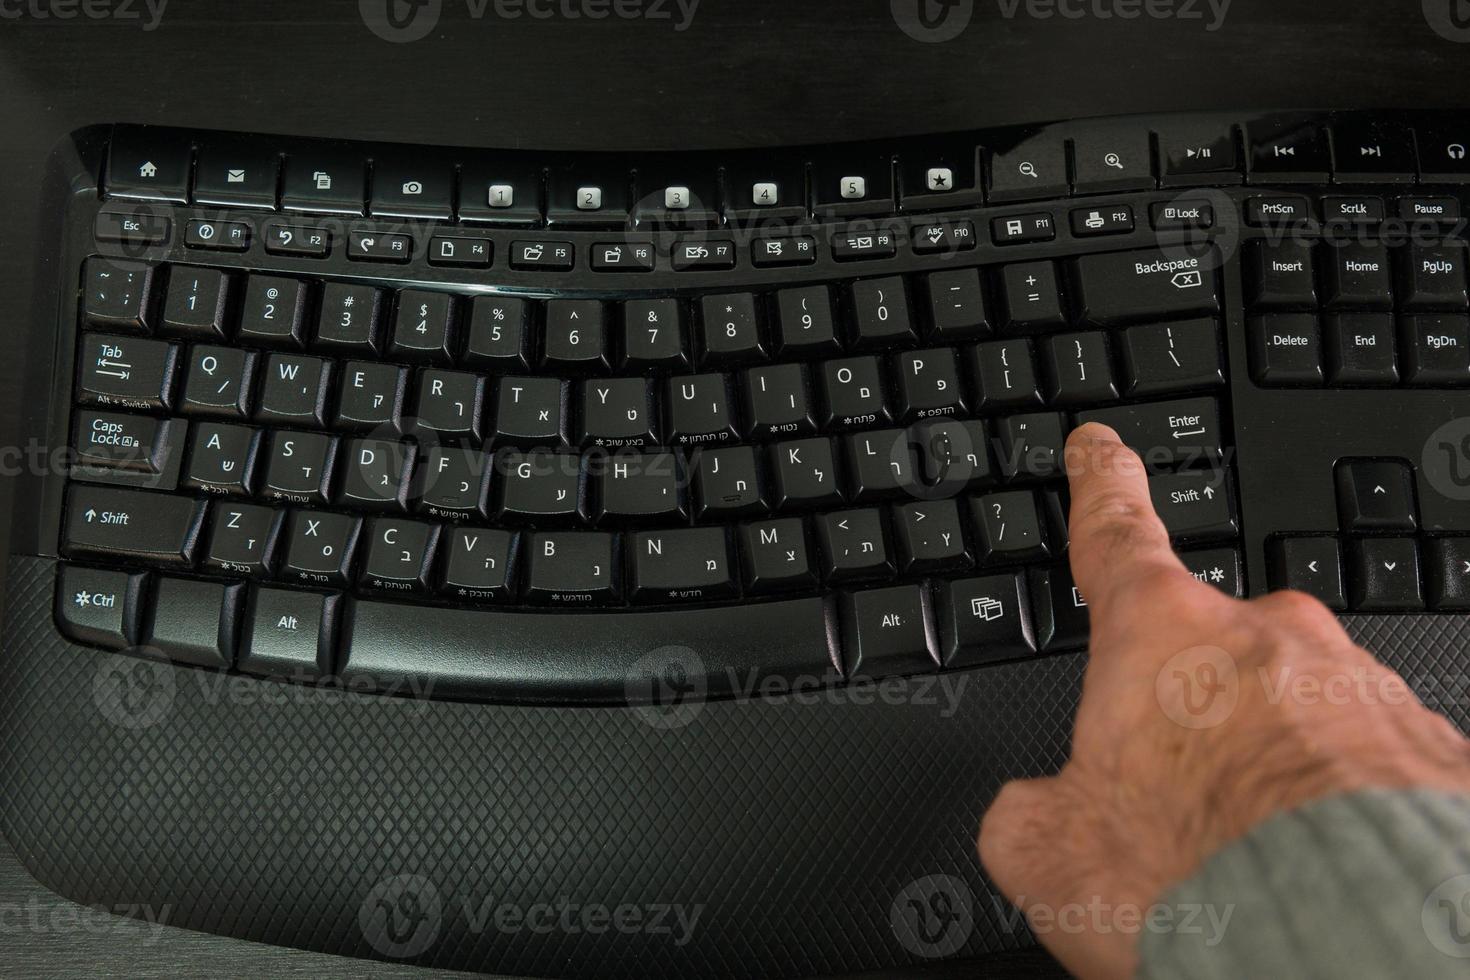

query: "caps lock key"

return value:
[1071, 248, 1220, 326]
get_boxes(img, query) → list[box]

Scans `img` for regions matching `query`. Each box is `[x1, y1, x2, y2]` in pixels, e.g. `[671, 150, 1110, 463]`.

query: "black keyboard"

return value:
[51, 112, 1470, 704]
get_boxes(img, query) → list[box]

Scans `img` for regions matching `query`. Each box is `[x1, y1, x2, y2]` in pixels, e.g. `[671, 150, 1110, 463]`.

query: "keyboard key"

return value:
[440, 527, 516, 600]
[595, 451, 685, 522]
[1028, 564, 1090, 652]
[360, 518, 440, 594]
[770, 437, 843, 509]
[1268, 536, 1346, 610]
[972, 490, 1048, 563]
[580, 378, 657, 447]
[73, 410, 169, 474]
[843, 429, 918, 501]
[1330, 119, 1415, 183]
[1039, 331, 1117, 405]
[1247, 116, 1331, 182]
[1180, 546, 1243, 597]
[1402, 315, 1470, 385]
[1348, 538, 1422, 611]
[390, 289, 458, 363]
[282, 148, 366, 215]
[335, 361, 407, 432]
[1335, 459, 1416, 531]
[740, 518, 817, 592]
[893, 498, 970, 574]
[414, 447, 490, 520]
[1147, 471, 1236, 541]
[494, 450, 582, 523]
[183, 422, 260, 496]
[999, 261, 1065, 331]
[937, 574, 1036, 666]
[203, 502, 282, 577]
[63, 486, 204, 567]
[256, 353, 332, 426]
[698, 293, 765, 366]
[1149, 200, 1214, 231]
[1321, 242, 1393, 310]
[464, 296, 530, 371]
[523, 531, 619, 603]
[818, 356, 889, 429]
[1322, 196, 1384, 224]
[971, 339, 1043, 411]
[995, 412, 1067, 480]
[181, 345, 255, 418]
[491, 377, 566, 448]
[1248, 314, 1323, 386]
[631, 527, 737, 603]
[743, 363, 814, 438]
[282, 510, 361, 588]
[816, 508, 893, 583]
[1243, 195, 1312, 229]
[95, 209, 170, 247]
[1325, 314, 1397, 385]
[1070, 248, 1219, 326]
[238, 587, 341, 679]
[145, 576, 244, 668]
[622, 298, 687, 369]
[840, 585, 936, 677]
[347, 231, 413, 263]
[774, 286, 840, 357]
[57, 565, 145, 649]
[339, 438, 415, 511]
[83, 258, 153, 332]
[925, 268, 989, 340]
[1119, 319, 1223, 396]
[412, 370, 485, 440]
[849, 277, 915, 349]
[1398, 243, 1469, 311]
[161, 267, 231, 340]
[667, 374, 738, 444]
[1075, 397, 1222, 467]
[544, 299, 608, 370]
[262, 431, 336, 505]
[316, 282, 384, 353]
[511, 240, 574, 271]
[691, 446, 765, 520]
[1158, 127, 1240, 186]
[912, 418, 992, 492]
[238, 275, 308, 348]
[895, 348, 966, 422]
[265, 222, 331, 257]
[1426, 537, 1470, 611]
[988, 136, 1068, 202]
[1245, 240, 1316, 310]
[77, 333, 177, 411]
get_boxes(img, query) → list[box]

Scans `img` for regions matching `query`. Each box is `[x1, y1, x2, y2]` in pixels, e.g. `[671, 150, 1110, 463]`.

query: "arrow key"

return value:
[1268, 536, 1346, 610]
[1336, 458, 1416, 531]
[1425, 538, 1470, 611]
[1349, 537, 1422, 612]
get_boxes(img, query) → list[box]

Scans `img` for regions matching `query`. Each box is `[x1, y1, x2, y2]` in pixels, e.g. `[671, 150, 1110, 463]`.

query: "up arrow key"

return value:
[1373, 485, 1386, 495]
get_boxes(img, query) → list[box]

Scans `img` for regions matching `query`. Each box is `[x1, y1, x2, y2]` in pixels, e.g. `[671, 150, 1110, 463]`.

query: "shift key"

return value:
[63, 486, 205, 567]
[1148, 471, 1237, 542]
[1076, 397, 1221, 468]
[1070, 248, 1219, 326]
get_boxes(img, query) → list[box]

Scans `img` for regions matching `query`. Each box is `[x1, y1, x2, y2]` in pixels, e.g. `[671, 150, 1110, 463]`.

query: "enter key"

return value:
[1076, 397, 1222, 468]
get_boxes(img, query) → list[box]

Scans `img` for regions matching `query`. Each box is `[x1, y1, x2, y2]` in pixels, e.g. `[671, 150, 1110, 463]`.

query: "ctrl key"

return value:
[56, 564, 146, 649]
[238, 586, 342, 679]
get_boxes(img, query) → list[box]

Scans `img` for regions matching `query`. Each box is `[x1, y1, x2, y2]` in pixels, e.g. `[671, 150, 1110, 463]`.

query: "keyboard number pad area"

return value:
[59, 248, 1241, 693]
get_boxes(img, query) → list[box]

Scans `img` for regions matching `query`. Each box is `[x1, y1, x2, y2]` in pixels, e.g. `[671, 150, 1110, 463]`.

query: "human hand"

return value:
[977, 422, 1470, 979]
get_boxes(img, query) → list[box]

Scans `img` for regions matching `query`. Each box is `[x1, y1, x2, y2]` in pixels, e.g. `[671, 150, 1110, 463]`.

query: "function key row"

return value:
[101, 117, 1470, 226]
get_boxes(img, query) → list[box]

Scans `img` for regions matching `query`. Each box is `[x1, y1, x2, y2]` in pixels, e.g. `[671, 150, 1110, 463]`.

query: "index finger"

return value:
[1064, 422, 1200, 626]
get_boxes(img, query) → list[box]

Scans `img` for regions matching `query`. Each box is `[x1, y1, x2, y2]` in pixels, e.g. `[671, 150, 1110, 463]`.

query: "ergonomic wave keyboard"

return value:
[47, 112, 1470, 705]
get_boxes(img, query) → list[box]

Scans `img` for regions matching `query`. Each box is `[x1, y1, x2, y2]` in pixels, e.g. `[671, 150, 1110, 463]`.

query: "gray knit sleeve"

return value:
[1136, 790, 1470, 980]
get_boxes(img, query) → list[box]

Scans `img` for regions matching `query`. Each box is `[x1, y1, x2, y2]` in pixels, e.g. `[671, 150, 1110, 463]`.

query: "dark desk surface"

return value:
[1, 1, 1467, 976]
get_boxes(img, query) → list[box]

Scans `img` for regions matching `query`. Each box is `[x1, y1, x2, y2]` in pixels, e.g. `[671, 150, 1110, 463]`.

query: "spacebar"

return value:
[340, 598, 839, 703]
